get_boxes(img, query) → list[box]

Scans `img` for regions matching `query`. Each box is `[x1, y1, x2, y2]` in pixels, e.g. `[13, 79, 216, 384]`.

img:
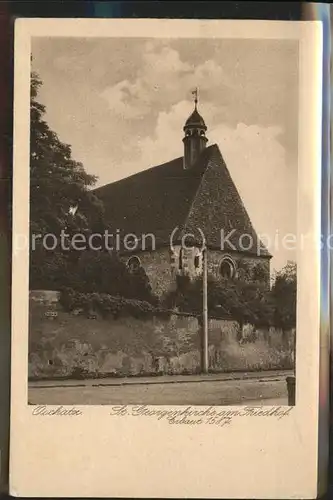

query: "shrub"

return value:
[164, 274, 275, 328]
[31, 247, 159, 306]
[64, 250, 158, 304]
[271, 261, 297, 330]
[60, 288, 158, 320]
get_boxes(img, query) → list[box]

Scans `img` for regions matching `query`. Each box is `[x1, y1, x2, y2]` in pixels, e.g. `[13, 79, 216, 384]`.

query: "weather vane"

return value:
[191, 87, 198, 107]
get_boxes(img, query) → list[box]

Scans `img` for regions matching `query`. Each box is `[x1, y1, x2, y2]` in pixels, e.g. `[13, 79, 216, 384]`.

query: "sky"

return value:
[31, 37, 299, 272]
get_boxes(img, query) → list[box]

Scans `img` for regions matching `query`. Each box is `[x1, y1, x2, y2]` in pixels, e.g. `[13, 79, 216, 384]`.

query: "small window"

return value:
[194, 255, 200, 269]
[179, 248, 183, 270]
[237, 268, 246, 281]
[220, 257, 236, 279]
[127, 256, 141, 272]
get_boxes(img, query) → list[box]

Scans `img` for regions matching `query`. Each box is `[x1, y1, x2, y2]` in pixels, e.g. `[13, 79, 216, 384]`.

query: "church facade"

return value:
[94, 99, 272, 298]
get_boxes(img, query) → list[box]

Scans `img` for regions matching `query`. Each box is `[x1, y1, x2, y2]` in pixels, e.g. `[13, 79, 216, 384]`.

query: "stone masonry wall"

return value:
[121, 248, 176, 298]
[207, 250, 270, 285]
[29, 291, 294, 380]
[122, 247, 270, 298]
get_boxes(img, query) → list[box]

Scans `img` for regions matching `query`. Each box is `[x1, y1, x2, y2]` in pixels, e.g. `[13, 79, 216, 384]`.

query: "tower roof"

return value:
[184, 107, 207, 130]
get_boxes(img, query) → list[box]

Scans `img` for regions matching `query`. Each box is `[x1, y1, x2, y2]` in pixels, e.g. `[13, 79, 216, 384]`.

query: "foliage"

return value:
[32, 247, 158, 304]
[30, 72, 103, 236]
[164, 273, 273, 326]
[271, 261, 297, 330]
[236, 259, 269, 286]
[60, 288, 158, 320]
[29, 72, 105, 289]
[29, 73, 156, 304]
[164, 262, 296, 330]
[64, 250, 158, 304]
[30, 246, 71, 291]
[251, 262, 268, 284]
[210, 278, 275, 327]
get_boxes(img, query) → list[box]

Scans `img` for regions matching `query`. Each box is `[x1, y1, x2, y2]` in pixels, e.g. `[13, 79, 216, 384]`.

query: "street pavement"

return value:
[28, 370, 292, 406]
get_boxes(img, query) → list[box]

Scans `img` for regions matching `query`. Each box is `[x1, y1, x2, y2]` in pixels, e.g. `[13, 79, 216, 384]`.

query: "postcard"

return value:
[10, 18, 324, 498]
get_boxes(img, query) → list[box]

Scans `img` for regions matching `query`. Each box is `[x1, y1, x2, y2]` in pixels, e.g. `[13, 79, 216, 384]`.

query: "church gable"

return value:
[182, 144, 271, 258]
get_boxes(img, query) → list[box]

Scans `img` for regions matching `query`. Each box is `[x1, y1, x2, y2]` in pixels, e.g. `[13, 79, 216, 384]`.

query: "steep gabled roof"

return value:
[93, 148, 209, 246]
[93, 144, 271, 258]
[182, 145, 271, 257]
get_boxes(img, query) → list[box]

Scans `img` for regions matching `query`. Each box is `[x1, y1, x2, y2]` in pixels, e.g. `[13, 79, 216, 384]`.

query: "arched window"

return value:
[194, 255, 200, 269]
[220, 257, 236, 280]
[127, 256, 141, 273]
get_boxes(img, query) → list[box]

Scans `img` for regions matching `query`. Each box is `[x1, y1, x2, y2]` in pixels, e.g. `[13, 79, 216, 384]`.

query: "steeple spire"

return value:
[192, 87, 198, 108]
[183, 89, 208, 170]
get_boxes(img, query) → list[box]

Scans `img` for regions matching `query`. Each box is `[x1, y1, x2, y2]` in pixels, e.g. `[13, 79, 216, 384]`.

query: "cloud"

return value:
[143, 43, 191, 74]
[210, 123, 297, 269]
[100, 80, 150, 119]
[99, 42, 231, 120]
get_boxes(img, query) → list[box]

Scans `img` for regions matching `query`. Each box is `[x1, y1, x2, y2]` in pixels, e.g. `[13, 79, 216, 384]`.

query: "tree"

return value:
[271, 261, 297, 331]
[165, 261, 296, 332]
[29, 73, 157, 305]
[164, 272, 274, 328]
[29, 72, 105, 289]
[30, 72, 103, 236]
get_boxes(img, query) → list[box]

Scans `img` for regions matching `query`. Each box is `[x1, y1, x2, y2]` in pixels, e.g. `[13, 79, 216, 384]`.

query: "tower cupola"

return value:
[183, 88, 208, 169]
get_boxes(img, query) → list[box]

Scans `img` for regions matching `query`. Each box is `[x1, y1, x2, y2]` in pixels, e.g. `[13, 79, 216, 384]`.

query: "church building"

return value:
[94, 95, 272, 298]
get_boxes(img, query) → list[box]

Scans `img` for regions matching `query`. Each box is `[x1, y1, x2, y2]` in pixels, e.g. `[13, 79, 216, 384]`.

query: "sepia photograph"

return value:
[26, 33, 298, 406]
[10, 18, 324, 499]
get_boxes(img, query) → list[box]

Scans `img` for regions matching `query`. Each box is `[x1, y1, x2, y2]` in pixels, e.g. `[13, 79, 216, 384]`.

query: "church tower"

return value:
[183, 88, 208, 169]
